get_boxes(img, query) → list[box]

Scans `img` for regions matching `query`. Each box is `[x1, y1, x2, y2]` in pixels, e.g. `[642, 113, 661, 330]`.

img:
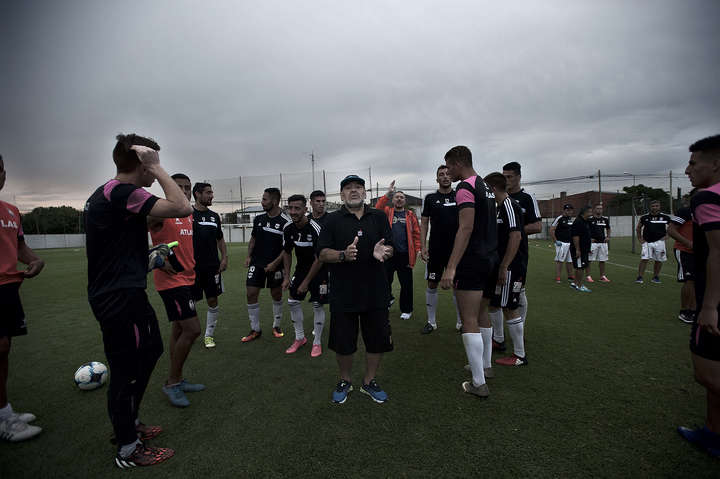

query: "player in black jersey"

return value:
[550, 205, 575, 283]
[86, 134, 190, 468]
[307, 190, 330, 350]
[282, 194, 326, 356]
[191, 182, 227, 349]
[309, 190, 329, 226]
[243, 187, 290, 342]
[635, 200, 674, 284]
[441, 146, 498, 398]
[570, 206, 593, 293]
[420, 165, 461, 334]
[484, 173, 528, 367]
[586, 204, 611, 283]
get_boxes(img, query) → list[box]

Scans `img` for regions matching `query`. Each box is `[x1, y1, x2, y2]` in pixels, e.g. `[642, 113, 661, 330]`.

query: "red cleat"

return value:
[495, 354, 528, 366]
[241, 330, 262, 342]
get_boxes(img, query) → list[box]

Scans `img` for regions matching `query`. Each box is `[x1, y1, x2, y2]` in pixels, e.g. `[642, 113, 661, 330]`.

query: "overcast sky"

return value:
[1, 0, 718, 210]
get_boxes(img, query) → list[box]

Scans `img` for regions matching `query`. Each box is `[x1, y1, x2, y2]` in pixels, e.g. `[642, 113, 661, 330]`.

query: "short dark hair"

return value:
[593, 203, 603, 208]
[483, 172, 507, 191]
[577, 205, 592, 218]
[650, 199, 661, 206]
[192, 182, 211, 199]
[112, 133, 160, 173]
[689, 135, 720, 153]
[444, 146, 472, 166]
[287, 194, 307, 206]
[171, 173, 190, 182]
[503, 162, 521, 175]
[436, 165, 449, 175]
[310, 190, 326, 200]
[264, 187, 281, 203]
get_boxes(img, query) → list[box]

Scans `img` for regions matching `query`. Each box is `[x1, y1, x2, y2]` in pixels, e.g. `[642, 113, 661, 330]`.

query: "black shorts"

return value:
[192, 269, 223, 300]
[0, 282, 27, 338]
[425, 248, 451, 282]
[159, 286, 197, 322]
[89, 288, 163, 362]
[246, 263, 284, 289]
[570, 248, 590, 270]
[290, 268, 329, 304]
[328, 309, 393, 355]
[690, 311, 720, 361]
[489, 264, 527, 310]
[674, 250, 695, 283]
[454, 257, 494, 292]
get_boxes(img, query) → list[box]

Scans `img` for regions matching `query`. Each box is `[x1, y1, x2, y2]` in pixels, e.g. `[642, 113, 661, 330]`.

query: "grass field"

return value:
[1, 237, 716, 477]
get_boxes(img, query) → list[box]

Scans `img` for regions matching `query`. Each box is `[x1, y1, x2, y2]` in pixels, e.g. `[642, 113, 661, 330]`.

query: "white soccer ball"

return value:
[74, 361, 108, 390]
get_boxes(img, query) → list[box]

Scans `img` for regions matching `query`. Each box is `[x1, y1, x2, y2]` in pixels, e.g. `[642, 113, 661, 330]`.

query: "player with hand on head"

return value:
[420, 165, 462, 334]
[0, 154, 45, 443]
[281, 194, 326, 356]
[191, 182, 227, 348]
[636, 200, 673, 284]
[586, 204, 611, 283]
[243, 188, 291, 342]
[86, 134, 191, 468]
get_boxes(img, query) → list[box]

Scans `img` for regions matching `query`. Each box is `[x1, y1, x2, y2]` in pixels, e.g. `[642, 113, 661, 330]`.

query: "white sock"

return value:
[507, 316, 525, 358]
[518, 289, 528, 323]
[205, 306, 219, 337]
[288, 299, 304, 340]
[426, 287, 438, 327]
[452, 291, 461, 325]
[119, 438, 142, 458]
[0, 403, 12, 419]
[461, 333, 486, 386]
[247, 303, 260, 331]
[272, 300, 283, 328]
[312, 302, 325, 345]
[490, 309, 504, 343]
[479, 327, 492, 369]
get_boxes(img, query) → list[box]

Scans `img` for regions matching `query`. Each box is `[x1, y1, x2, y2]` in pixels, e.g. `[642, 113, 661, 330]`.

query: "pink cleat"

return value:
[586, 276, 594, 283]
[311, 344, 322, 357]
[285, 337, 307, 354]
[600, 276, 611, 282]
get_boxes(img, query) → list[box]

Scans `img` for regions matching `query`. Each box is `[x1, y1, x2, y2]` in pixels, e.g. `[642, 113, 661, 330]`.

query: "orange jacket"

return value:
[374, 195, 421, 267]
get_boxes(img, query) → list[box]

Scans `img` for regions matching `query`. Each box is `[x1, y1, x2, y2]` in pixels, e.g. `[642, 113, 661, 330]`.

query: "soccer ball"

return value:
[74, 362, 108, 390]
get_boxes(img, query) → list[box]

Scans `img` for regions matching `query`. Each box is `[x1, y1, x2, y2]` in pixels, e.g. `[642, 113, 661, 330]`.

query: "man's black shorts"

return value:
[192, 269, 223, 301]
[0, 282, 27, 338]
[328, 309, 393, 355]
[489, 264, 527, 310]
[89, 288, 163, 361]
[571, 248, 590, 270]
[690, 310, 720, 361]
[246, 263, 284, 289]
[425, 248, 451, 282]
[159, 286, 197, 322]
[454, 257, 494, 291]
[290, 268, 329, 304]
[674, 249, 695, 283]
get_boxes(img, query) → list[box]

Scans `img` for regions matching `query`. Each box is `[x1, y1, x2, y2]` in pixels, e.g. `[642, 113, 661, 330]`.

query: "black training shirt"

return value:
[587, 215, 610, 242]
[421, 190, 458, 252]
[639, 213, 671, 242]
[192, 207, 223, 271]
[284, 218, 321, 273]
[455, 175, 498, 265]
[251, 211, 291, 266]
[551, 215, 574, 242]
[570, 216, 592, 254]
[496, 196, 527, 269]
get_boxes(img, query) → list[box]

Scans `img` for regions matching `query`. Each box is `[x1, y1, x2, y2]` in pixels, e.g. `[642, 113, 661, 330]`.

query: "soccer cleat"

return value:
[285, 337, 307, 354]
[651, 276, 661, 284]
[241, 330, 262, 342]
[555, 276, 562, 284]
[16, 412, 36, 423]
[332, 380, 353, 404]
[492, 340, 506, 352]
[204, 336, 216, 348]
[162, 383, 190, 407]
[600, 276, 611, 282]
[400, 312, 412, 320]
[569, 282, 578, 290]
[578, 285, 592, 293]
[272, 326, 284, 338]
[677, 426, 720, 458]
[179, 379, 205, 393]
[484, 367, 495, 379]
[360, 379, 389, 404]
[678, 311, 694, 324]
[496, 354, 528, 366]
[586, 276, 594, 283]
[311, 344, 322, 357]
[0, 415, 42, 442]
[110, 422, 163, 444]
[567, 276, 575, 282]
[635, 276, 644, 284]
[461, 381, 489, 398]
[114, 443, 175, 469]
[421, 323, 436, 334]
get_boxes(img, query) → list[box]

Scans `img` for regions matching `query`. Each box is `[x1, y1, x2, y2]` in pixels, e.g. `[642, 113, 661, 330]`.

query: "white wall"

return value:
[535, 215, 635, 239]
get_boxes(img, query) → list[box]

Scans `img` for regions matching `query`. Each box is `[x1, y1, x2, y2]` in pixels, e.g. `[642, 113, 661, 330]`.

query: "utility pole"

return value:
[279, 173, 283, 199]
[368, 167, 372, 197]
[239, 176, 244, 215]
[322, 170, 326, 194]
[597, 169, 602, 204]
[311, 151, 315, 191]
[669, 171, 673, 213]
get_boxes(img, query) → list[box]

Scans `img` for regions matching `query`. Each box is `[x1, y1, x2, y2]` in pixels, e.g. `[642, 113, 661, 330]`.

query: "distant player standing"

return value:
[86, 134, 191, 468]
[0, 154, 45, 442]
[550, 205, 575, 284]
[570, 206, 593, 293]
[441, 146, 498, 398]
[420, 165, 462, 334]
[281, 195, 325, 356]
[586, 204, 611, 283]
[191, 182, 227, 348]
[667, 193, 696, 323]
[148, 173, 205, 408]
[243, 188, 290, 342]
[635, 200, 672, 284]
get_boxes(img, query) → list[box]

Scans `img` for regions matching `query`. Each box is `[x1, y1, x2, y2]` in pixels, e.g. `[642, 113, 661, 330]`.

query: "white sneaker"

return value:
[17, 412, 36, 423]
[0, 414, 42, 442]
[400, 313, 412, 320]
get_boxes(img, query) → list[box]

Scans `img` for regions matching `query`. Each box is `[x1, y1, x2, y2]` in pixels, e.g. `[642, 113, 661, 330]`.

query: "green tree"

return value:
[610, 184, 670, 215]
[21, 206, 84, 234]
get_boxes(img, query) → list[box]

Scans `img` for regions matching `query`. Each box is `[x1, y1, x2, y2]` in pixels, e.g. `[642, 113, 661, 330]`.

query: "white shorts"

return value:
[641, 240, 667, 262]
[589, 243, 609, 262]
[554, 242, 572, 262]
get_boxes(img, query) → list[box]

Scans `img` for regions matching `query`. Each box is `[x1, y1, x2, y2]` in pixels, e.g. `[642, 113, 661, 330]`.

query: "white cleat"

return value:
[0, 414, 42, 442]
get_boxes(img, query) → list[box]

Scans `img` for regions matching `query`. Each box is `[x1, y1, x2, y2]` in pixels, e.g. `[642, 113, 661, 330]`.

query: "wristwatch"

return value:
[338, 251, 346, 262]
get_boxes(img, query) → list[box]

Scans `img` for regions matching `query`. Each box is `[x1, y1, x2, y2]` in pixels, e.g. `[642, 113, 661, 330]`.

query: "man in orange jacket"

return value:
[375, 181, 421, 319]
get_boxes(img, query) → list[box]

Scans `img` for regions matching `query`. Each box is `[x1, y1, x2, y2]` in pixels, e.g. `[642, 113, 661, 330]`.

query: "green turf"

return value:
[1, 238, 716, 477]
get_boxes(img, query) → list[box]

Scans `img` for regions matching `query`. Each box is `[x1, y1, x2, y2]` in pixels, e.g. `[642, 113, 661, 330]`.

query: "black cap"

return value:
[563, 203, 574, 210]
[340, 175, 365, 189]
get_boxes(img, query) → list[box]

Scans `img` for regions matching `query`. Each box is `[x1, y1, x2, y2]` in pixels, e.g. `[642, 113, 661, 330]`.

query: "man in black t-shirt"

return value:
[550, 205, 575, 283]
[635, 200, 673, 284]
[191, 182, 227, 349]
[85, 134, 191, 468]
[282, 194, 326, 357]
[307, 190, 330, 350]
[420, 165, 461, 333]
[587, 204, 611, 283]
[242, 187, 291, 342]
[570, 206, 593, 292]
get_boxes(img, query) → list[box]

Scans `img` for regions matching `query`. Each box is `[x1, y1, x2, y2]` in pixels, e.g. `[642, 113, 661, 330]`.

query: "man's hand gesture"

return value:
[373, 239, 392, 262]
[344, 236, 359, 261]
